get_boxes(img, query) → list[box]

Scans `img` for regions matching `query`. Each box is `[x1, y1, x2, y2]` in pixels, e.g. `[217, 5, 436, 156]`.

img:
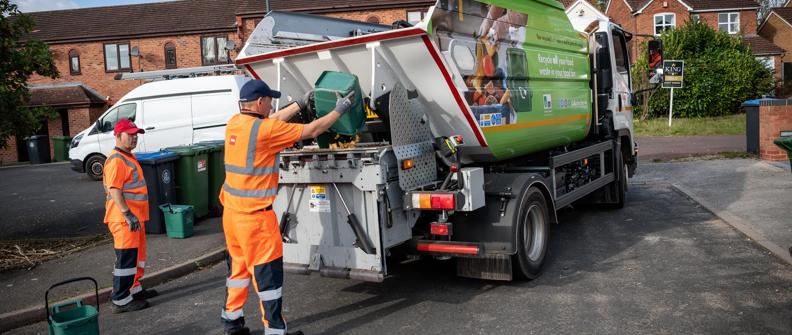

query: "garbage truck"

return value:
[234, 0, 641, 282]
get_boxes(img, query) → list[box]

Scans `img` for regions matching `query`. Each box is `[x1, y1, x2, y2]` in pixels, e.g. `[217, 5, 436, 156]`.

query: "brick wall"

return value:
[759, 104, 792, 161]
[28, 32, 239, 106]
[759, 14, 792, 63]
[697, 10, 757, 35]
[0, 139, 19, 164]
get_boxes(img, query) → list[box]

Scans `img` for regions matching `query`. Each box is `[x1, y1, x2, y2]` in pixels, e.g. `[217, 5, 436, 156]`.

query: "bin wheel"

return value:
[86, 155, 106, 181]
[512, 186, 550, 280]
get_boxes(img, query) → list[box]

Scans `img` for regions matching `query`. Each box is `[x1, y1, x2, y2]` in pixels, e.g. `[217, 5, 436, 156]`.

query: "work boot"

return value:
[111, 298, 149, 314]
[132, 288, 158, 300]
[223, 326, 250, 335]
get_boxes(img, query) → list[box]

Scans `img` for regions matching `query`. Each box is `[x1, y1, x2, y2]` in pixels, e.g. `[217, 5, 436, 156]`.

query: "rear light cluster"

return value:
[430, 222, 450, 236]
[411, 192, 455, 210]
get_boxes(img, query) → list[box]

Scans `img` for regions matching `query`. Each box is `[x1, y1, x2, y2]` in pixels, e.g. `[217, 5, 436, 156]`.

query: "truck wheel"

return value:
[85, 155, 106, 181]
[513, 187, 550, 280]
[613, 162, 628, 209]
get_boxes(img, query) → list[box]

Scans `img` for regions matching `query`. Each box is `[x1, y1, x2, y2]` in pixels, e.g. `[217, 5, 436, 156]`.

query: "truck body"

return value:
[235, 0, 637, 281]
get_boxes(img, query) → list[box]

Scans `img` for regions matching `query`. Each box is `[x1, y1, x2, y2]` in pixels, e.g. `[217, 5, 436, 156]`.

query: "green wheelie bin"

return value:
[51, 136, 72, 162]
[196, 140, 225, 215]
[774, 136, 792, 174]
[162, 145, 211, 218]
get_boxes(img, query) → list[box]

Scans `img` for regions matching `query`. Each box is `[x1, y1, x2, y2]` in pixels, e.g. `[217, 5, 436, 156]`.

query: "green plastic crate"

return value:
[159, 204, 195, 239]
[313, 71, 365, 136]
[48, 301, 99, 335]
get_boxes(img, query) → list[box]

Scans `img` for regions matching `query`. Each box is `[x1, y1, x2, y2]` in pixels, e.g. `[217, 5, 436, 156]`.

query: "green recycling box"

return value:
[159, 204, 194, 239]
[162, 145, 211, 218]
[774, 136, 792, 174]
[51, 136, 72, 162]
[195, 140, 225, 215]
[313, 70, 365, 136]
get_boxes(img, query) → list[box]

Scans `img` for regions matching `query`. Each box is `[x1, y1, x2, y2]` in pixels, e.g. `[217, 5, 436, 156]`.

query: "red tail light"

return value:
[430, 223, 450, 236]
[430, 194, 455, 210]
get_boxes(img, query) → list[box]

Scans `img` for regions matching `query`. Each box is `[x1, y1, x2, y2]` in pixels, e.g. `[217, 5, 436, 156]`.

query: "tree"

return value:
[0, 0, 59, 148]
[632, 20, 774, 118]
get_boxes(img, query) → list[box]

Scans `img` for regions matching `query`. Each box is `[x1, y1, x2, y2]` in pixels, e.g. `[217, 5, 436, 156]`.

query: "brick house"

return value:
[759, 1, 792, 97]
[1, 0, 433, 164]
[605, 0, 785, 83]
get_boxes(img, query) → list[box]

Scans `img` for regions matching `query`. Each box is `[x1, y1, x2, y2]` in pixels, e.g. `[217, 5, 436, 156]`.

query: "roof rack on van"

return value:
[114, 64, 241, 81]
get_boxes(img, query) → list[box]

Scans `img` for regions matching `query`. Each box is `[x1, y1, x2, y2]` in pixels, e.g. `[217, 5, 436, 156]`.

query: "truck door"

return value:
[610, 29, 632, 114]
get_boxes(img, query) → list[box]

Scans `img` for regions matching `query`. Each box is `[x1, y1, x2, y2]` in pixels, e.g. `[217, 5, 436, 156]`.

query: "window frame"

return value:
[164, 42, 177, 69]
[103, 42, 132, 73]
[97, 103, 137, 133]
[68, 49, 81, 75]
[718, 12, 740, 34]
[406, 10, 428, 24]
[690, 13, 700, 23]
[201, 35, 230, 66]
[653, 13, 676, 35]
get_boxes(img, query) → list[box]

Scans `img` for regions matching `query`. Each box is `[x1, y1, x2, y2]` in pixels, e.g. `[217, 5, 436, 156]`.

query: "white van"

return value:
[69, 75, 250, 180]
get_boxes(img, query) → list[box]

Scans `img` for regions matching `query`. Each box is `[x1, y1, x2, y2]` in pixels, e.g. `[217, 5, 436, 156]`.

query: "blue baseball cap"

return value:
[239, 80, 281, 102]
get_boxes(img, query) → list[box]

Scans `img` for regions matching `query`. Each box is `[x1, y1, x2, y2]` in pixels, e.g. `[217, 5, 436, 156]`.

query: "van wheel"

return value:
[85, 155, 106, 181]
[512, 187, 550, 280]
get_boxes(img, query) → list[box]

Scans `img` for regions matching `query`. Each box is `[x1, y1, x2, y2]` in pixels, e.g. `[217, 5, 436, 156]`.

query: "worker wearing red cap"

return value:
[103, 119, 158, 313]
[219, 79, 354, 335]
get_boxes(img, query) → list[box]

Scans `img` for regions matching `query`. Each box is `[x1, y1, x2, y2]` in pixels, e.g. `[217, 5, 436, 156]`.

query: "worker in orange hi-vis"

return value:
[219, 79, 354, 335]
[103, 119, 159, 314]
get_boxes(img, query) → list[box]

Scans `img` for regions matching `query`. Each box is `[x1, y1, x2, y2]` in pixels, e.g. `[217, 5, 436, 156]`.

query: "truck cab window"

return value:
[98, 103, 137, 133]
[613, 32, 629, 74]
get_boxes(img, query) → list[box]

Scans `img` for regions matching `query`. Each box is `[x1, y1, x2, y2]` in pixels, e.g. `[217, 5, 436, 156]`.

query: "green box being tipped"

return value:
[313, 70, 366, 136]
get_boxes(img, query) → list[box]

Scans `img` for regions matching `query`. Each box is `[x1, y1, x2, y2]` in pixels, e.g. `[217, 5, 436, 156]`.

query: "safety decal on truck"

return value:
[197, 159, 207, 172]
[309, 185, 331, 213]
[478, 113, 503, 127]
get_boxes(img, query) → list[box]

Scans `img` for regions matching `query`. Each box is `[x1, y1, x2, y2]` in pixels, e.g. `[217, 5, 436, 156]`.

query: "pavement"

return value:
[636, 135, 745, 161]
[7, 183, 792, 335]
[0, 162, 106, 239]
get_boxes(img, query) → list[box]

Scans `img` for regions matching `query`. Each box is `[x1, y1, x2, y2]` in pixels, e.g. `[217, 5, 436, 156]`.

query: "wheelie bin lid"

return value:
[162, 145, 211, 156]
[774, 136, 792, 152]
[51, 136, 72, 140]
[136, 151, 179, 164]
[195, 140, 225, 152]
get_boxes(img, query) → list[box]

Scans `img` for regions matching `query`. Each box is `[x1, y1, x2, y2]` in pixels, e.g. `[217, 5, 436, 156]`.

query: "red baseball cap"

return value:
[114, 119, 145, 136]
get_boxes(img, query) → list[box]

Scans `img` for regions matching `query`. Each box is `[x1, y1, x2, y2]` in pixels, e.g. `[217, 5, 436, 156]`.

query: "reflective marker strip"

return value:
[138, 261, 145, 268]
[257, 287, 282, 301]
[265, 328, 286, 335]
[130, 285, 142, 294]
[224, 164, 278, 176]
[124, 192, 148, 201]
[226, 278, 251, 288]
[114, 267, 137, 276]
[222, 183, 278, 198]
[113, 294, 133, 306]
[222, 309, 244, 321]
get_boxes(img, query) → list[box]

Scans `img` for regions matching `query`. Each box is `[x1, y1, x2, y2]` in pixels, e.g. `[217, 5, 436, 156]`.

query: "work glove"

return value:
[295, 90, 313, 111]
[334, 91, 356, 115]
[122, 210, 141, 232]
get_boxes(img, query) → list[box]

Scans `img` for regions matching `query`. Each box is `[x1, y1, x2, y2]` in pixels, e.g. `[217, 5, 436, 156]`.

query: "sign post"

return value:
[662, 60, 684, 127]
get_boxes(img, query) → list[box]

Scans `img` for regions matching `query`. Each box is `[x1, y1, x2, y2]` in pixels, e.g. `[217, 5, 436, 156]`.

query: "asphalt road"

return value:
[10, 183, 792, 334]
[0, 163, 106, 240]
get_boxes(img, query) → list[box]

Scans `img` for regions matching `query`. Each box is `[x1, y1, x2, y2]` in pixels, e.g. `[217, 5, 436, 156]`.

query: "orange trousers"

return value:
[107, 220, 146, 306]
[221, 208, 287, 334]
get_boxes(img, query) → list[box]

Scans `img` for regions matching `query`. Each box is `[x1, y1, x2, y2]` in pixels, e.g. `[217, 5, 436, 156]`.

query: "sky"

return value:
[12, 0, 174, 13]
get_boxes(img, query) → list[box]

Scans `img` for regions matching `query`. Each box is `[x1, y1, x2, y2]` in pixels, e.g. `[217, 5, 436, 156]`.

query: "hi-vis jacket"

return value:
[220, 113, 303, 213]
[103, 148, 149, 223]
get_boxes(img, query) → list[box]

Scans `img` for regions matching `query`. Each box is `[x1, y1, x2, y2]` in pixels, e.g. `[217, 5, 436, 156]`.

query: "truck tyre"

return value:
[85, 155, 106, 181]
[612, 160, 627, 209]
[513, 186, 550, 280]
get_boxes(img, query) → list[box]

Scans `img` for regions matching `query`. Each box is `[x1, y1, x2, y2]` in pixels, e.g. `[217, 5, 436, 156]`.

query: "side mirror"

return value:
[647, 40, 663, 71]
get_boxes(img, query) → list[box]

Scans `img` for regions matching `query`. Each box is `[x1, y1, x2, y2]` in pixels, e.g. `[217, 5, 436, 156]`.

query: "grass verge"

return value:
[634, 114, 745, 136]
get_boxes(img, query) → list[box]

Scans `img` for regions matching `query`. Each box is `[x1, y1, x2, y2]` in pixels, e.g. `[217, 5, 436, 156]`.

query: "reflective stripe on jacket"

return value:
[103, 149, 149, 223]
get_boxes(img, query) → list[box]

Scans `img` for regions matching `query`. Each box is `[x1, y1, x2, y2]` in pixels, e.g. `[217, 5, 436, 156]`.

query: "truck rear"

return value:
[235, 0, 637, 281]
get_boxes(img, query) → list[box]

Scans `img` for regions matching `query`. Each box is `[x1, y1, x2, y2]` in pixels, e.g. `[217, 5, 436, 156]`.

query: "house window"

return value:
[718, 12, 739, 34]
[68, 49, 80, 75]
[407, 10, 427, 24]
[104, 42, 131, 72]
[690, 14, 700, 23]
[756, 56, 774, 71]
[654, 13, 675, 35]
[164, 42, 177, 69]
[201, 36, 229, 65]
